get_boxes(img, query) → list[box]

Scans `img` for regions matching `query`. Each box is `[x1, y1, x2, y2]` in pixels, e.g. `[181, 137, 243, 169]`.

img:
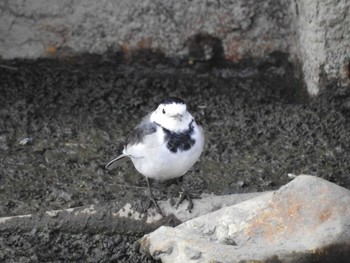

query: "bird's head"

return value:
[150, 97, 193, 131]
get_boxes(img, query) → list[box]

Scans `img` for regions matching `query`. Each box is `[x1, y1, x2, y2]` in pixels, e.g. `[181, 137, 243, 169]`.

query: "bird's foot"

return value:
[176, 191, 199, 213]
[143, 194, 164, 217]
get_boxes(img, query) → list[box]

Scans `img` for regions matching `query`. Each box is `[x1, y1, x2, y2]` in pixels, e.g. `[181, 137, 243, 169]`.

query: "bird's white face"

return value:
[150, 102, 193, 131]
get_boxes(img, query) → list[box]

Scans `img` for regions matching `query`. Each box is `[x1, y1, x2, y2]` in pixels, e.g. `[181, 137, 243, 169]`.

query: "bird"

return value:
[105, 97, 204, 215]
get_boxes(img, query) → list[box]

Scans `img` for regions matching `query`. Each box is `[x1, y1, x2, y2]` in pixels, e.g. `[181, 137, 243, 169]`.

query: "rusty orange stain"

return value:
[287, 201, 302, 218]
[246, 208, 286, 242]
[137, 38, 153, 49]
[245, 194, 312, 243]
[225, 41, 242, 62]
[121, 42, 130, 54]
[344, 62, 350, 80]
[45, 44, 58, 56]
[318, 209, 332, 223]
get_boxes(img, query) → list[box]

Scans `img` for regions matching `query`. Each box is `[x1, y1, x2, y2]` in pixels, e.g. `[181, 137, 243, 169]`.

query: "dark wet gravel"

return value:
[0, 230, 155, 263]
[1, 52, 350, 261]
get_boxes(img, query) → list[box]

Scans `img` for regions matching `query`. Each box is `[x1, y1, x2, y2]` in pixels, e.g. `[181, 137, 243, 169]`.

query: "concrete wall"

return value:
[289, 0, 350, 95]
[0, 0, 349, 95]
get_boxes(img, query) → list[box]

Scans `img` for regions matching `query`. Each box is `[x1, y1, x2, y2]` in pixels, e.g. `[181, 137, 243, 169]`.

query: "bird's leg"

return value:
[145, 177, 164, 216]
[176, 177, 195, 212]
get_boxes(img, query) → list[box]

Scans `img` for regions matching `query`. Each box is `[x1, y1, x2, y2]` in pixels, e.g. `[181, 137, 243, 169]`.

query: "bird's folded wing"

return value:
[126, 114, 158, 147]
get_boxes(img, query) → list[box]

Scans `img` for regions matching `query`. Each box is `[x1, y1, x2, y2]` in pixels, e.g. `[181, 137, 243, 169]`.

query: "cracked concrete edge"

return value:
[0, 192, 267, 234]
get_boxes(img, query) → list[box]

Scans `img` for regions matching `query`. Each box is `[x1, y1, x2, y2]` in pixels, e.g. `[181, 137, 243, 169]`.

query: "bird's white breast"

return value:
[124, 122, 204, 181]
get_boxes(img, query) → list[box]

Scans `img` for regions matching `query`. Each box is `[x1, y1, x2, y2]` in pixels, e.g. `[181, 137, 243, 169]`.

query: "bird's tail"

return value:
[105, 154, 129, 170]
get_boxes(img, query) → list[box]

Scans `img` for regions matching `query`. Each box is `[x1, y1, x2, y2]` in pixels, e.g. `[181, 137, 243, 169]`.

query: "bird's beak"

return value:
[172, 113, 183, 121]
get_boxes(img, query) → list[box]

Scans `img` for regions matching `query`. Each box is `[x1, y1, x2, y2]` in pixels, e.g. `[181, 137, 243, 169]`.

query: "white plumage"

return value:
[105, 97, 204, 213]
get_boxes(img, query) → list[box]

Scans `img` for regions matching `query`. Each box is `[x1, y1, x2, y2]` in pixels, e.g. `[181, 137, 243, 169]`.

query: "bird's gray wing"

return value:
[105, 154, 128, 170]
[106, 113, 157, 170]
[126, 113, 157, 147]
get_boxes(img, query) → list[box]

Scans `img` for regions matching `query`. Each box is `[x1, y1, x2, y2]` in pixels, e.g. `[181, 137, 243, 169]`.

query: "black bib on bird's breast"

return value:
[161, 120, 196, 153]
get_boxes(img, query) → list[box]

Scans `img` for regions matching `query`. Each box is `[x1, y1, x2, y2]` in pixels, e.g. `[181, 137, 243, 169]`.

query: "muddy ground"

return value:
[1, 51, 350, 262]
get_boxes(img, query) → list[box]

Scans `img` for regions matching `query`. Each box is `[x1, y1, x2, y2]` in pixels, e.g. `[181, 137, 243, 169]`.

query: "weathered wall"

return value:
[0, 0, 291, 58]
[289, 0, 350, 95]
[0, 0, 349, 95]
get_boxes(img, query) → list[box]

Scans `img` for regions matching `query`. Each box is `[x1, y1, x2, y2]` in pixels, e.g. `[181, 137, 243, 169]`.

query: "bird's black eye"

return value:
[162, 109, 166, 114]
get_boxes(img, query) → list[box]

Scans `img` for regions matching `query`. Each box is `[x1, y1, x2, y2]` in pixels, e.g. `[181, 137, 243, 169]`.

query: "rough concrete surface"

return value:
[140, 175, 350, 263]
[289, 0, 350, 94]
[0, 193, 267, 236]
[0, 0, 290, 59]
[0, 0, 349, 94]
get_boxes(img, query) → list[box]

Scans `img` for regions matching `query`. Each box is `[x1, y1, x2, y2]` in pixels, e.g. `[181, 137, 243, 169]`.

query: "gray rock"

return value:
[159, 192, 267, 222]
[140, 175, 350, 262]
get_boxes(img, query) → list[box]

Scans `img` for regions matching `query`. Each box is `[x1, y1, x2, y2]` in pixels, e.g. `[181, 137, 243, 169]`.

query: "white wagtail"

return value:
[105, 97, 204, 215]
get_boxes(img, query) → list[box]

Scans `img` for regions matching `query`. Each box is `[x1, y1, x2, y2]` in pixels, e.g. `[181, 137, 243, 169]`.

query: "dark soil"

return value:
[1, 51, 350, 262]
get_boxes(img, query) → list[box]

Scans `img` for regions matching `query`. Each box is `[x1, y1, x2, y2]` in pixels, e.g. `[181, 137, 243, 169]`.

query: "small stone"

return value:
[237, 180, 246, 187]
[287, 173, 297, 179]
[19, 137, 33, 145]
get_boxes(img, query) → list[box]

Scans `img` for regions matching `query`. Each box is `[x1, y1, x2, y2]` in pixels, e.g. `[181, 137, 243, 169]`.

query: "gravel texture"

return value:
[1, 51, 350, 261]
